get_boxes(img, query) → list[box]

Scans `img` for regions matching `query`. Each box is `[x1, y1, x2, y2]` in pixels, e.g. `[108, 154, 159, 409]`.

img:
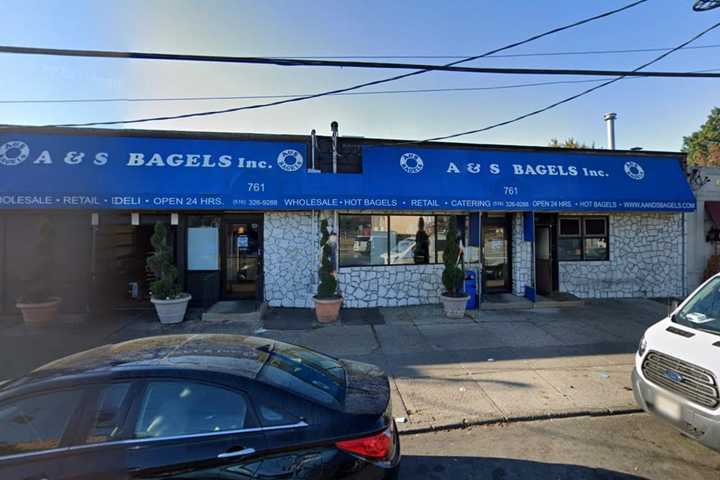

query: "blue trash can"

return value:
[465, 271, 478, 310]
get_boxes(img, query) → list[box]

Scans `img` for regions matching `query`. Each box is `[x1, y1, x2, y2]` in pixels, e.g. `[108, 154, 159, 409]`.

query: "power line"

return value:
[3, 45, 720, 79]
[0, 0, 649, 129]
[216, 44, 720, 60]
[0, 79, 613, 104]
[416, 19, 720, 144]
[5, 68, 720, 105]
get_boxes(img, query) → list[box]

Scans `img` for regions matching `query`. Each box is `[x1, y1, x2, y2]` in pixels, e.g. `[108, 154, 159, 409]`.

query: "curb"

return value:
[397, 407, 644, 436]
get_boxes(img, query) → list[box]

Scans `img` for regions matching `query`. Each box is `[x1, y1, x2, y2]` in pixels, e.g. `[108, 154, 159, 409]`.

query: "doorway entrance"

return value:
[221, 217, 263, 300]
[534, 214, 559, 295]
[482, 214, 512, 293]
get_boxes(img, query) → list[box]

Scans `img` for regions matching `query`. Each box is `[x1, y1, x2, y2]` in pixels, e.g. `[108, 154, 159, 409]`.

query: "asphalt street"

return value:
[398, 413, 720, 480]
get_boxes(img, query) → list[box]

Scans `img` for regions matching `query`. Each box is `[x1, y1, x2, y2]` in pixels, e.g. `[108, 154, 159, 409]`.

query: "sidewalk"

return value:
[255, 299, 667, 432]
[0, 299, 670, 433]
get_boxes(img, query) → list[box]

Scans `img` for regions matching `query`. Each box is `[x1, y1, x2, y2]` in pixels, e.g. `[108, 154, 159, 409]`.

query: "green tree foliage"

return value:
[683, 107, 720, 166]
[147, 222, 181, 300]
[22, 217, 55, 302]
[442, 216, 465, 296]
[317, 219, 338, 298]
[548, 137, 592, 149]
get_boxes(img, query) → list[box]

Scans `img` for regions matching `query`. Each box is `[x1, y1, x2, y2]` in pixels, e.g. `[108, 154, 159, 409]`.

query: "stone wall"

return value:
[559, 213, 683, 298]
[337, 264, 444, 307]
[264, 212, 318, 308]
[511, 213, 533, 296]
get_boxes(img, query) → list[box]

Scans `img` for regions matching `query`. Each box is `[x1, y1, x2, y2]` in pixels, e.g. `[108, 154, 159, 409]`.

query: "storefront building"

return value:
[0, 127, 695, 316]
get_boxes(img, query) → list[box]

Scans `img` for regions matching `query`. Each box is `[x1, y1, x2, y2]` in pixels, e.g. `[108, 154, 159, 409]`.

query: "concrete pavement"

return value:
[256, 299, 669, 432]
[0, 299, 672, 434]
[399, 412, 720, 479]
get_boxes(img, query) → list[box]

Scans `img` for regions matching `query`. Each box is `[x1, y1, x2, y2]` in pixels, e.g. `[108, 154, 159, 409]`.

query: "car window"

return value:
[256, 343, 346, 409]
[256, 403, 300, 428]
[84, 383, 132, 445]
[134, 381, 249, 439]
[0, 389, 84, 456]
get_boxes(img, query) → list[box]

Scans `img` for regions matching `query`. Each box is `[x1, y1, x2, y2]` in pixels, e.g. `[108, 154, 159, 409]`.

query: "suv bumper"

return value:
[632, 367, 720, 452]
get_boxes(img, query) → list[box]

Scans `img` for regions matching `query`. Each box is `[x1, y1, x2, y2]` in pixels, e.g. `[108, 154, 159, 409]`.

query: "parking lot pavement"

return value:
[0, 298, 667, 432]
[399, 413, 720, 480]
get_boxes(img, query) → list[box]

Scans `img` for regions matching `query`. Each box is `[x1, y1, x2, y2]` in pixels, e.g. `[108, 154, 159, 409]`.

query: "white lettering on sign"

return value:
[511, 164, 578, 176]
[34, 150, 52, 164]
[447, 162, 460, 174]
[123, 152, 278, 169]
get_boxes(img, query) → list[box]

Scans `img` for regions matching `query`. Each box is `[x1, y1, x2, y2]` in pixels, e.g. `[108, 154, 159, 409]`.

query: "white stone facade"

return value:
[337, 264, 444, 307]
[264, 211, 448, 308]
[559, 213, 683, 298]
[263, 212, 318, 308]
[511, 213, 533, 296]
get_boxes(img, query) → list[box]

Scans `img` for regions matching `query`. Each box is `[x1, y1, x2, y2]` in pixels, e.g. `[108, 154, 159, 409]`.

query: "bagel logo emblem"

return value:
[400, 152, 424, 174]
[0, 141, 30, 166]
[276, 149, 303, 172]
[624, 161, 645, 181]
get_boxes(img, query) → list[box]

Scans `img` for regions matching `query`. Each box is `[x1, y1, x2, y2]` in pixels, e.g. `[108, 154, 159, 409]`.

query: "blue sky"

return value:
[0, 0, 718, 150]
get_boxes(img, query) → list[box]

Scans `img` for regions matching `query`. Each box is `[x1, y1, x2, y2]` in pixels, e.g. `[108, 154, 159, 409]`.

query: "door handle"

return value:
[218, 447, 255, 459]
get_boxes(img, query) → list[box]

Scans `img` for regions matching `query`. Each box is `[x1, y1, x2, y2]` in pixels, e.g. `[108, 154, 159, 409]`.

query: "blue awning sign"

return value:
[0, 131, 696, 212]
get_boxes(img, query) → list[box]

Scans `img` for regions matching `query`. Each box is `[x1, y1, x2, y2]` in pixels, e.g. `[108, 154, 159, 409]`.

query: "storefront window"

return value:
[435, 216, 450, 263]
[338, 215, 387, 267]
[558, 216, 609, 261]
[339, 214, 462, 268]
[388, 215, 434, 265]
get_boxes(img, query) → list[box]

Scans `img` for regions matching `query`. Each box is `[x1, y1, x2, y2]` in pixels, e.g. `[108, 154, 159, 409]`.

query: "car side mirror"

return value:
[671, 300, 679, 311]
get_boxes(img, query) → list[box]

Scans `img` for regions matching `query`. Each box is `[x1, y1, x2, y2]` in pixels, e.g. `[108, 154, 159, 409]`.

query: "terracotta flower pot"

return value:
[16, 297, 62, 327]
[440, 293, 469, 319]
[151, 294, 192, 325]
[314, 296, 343, 323]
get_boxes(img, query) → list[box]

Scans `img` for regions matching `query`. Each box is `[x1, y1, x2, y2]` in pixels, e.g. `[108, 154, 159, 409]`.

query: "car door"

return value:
[123, 378, 269, 479]
[55, 381, 138, 480]
[0, 387, 85, 480]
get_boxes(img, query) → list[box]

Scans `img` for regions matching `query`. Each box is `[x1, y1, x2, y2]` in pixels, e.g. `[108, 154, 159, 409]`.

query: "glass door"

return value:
[222, 219, 262, 300]
[482, 215, 511, 292]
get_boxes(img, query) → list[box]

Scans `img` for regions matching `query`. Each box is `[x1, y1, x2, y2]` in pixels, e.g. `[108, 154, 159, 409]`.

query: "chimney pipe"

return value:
[331, 121, 339, 173]
[603, 112, 617, 150]
[310, 129, 317, 171]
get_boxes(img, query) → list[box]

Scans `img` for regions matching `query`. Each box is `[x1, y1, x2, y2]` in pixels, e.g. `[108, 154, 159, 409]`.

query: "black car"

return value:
[0, 334, 400, 479]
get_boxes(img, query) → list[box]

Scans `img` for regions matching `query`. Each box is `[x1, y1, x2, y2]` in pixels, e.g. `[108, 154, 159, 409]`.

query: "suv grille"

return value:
[642, 351, 719, 409]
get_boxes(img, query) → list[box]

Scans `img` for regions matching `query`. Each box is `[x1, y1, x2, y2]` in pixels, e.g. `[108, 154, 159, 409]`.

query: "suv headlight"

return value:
[637, 336, 647, 357]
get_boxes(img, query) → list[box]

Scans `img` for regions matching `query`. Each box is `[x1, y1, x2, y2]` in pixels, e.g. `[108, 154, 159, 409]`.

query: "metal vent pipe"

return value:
[603, 112, 617, 150]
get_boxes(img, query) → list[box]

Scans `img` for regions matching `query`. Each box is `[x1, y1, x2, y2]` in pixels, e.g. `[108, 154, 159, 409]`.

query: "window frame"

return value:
[557, 215, 609, 262]
[338, 213, 463, 268]
[0, 386, 90, 459]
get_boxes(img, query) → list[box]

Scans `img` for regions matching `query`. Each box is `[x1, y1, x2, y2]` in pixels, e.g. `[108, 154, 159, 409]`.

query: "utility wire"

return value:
[415, 19, 720, 143]
[214, 43, 720, 60]
[1, 0, 648, 129]
[5, 67, 720, 105]
[11, 47, 720, 78]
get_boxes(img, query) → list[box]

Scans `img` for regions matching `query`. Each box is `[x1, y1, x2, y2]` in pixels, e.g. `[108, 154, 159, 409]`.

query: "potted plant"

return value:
[16, 218, 62, 326]
[314, 219, 342, 323]
[440, 216, 468, 318]
[147, 222, 191, 324]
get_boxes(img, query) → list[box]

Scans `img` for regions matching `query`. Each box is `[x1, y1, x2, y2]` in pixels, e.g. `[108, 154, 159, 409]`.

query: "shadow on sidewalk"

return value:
[399, 455, 645, 479]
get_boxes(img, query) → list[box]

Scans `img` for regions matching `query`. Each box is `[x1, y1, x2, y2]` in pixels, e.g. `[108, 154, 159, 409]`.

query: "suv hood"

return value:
[640, 317, 720, 379]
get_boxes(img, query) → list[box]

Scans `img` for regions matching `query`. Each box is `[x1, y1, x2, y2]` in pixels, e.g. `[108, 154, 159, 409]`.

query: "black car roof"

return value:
[29, 334, 276, 380]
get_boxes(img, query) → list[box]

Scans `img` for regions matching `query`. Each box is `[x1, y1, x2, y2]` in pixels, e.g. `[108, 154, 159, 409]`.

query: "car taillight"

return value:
[336, 425, 394, 461]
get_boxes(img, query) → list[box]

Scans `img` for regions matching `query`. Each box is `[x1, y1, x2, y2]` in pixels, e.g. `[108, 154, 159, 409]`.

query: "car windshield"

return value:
[674, 276, 720, 335]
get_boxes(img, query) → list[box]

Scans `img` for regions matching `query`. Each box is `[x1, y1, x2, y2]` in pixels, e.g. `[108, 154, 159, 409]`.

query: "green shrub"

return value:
[316, 219, 338, 298]
[442, 216, 465, 297]
[147, 222, 182, 300]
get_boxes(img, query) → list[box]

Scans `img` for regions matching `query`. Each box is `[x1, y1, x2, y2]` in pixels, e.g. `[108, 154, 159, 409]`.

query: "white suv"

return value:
[632, 274, 720, 451]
